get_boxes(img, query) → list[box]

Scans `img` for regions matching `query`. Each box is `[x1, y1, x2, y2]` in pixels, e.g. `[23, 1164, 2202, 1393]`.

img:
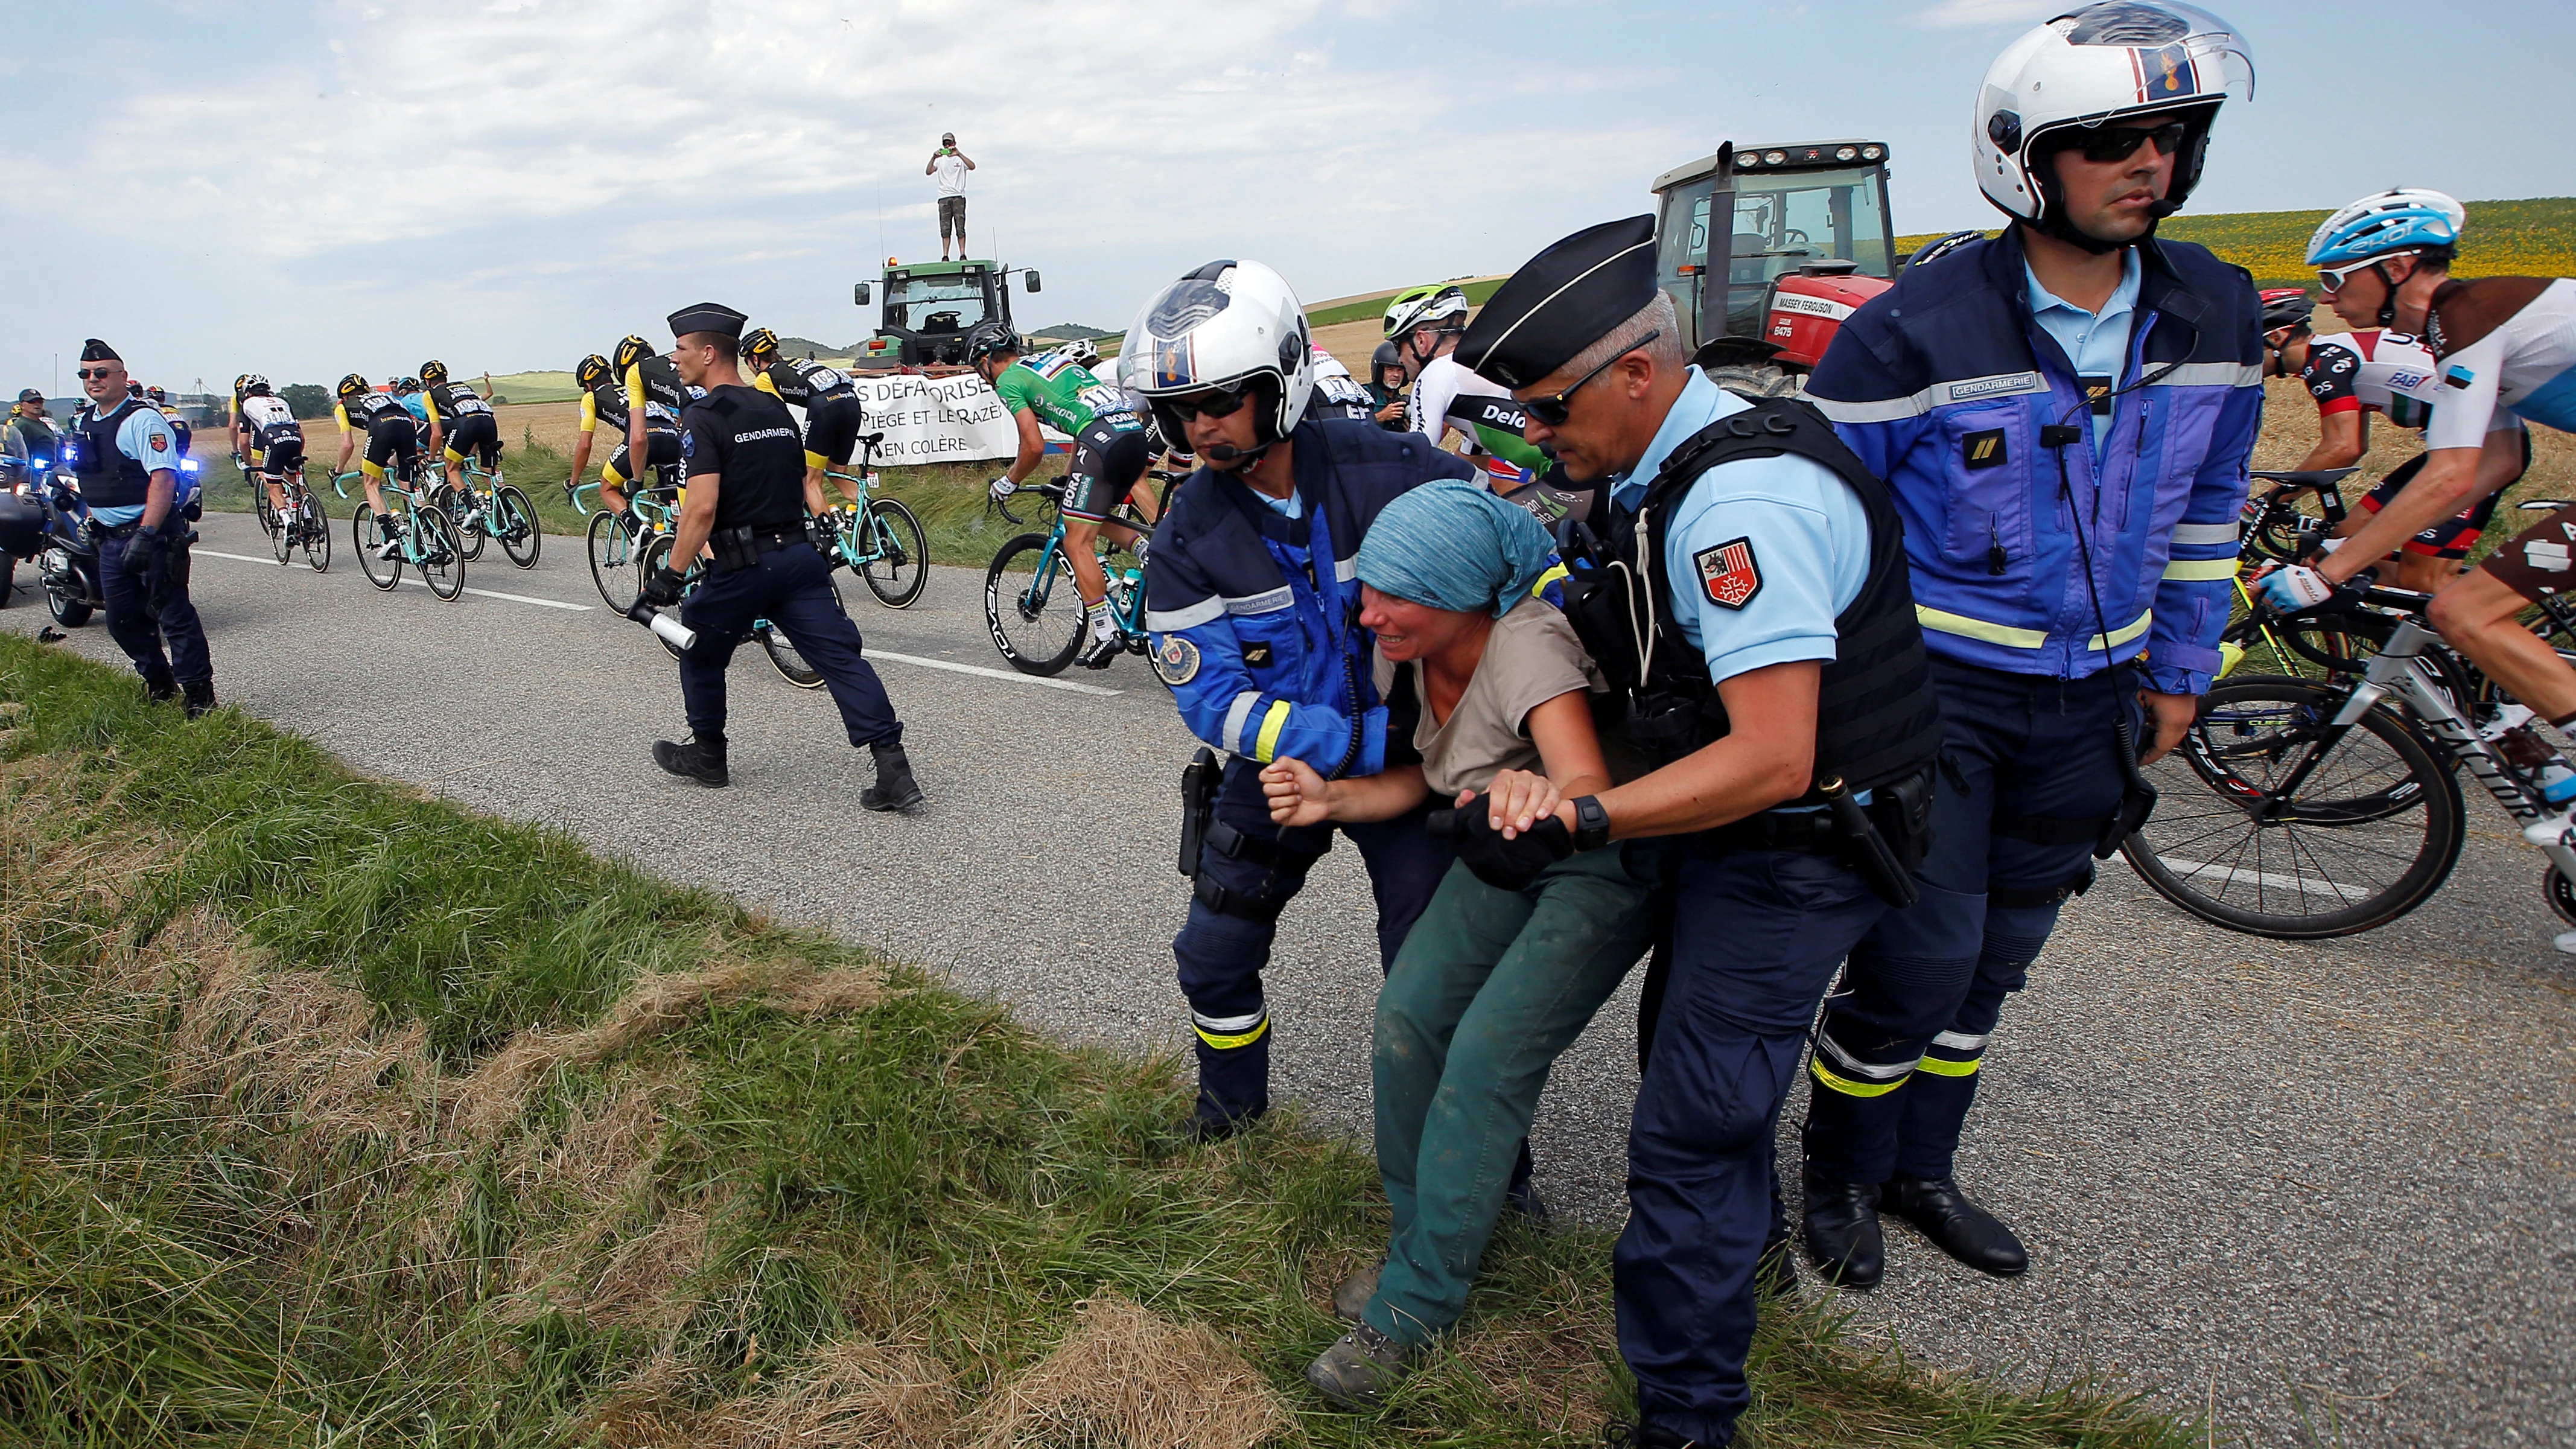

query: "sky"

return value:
[5, 0, 2572, 397]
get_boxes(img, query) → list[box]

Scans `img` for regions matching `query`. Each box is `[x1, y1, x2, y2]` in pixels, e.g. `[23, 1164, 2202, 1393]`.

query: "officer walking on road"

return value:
[1129, 258, 1474, 1140]
[1798, 0, 2260, 1290]
[67, 339, 217, 717]
[1452, 216, 1942, 1449]
[643, 302, 923, 811]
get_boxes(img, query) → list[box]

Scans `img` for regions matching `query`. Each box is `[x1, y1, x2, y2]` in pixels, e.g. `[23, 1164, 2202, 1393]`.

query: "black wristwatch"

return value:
[1570, 795, 1611, 851]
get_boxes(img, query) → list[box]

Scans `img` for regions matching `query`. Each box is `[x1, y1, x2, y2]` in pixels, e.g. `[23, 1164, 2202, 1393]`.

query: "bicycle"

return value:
[576, 471, 682, 612]
[334, 464, 465, 600]
[982, 479, 1152, 677]
[817, 432, 929, 608]
[264, 460, 332, 573]
[2120, 585, 2576, 939]
[634, 530, 839, 690]
[428, 459, 542, 570]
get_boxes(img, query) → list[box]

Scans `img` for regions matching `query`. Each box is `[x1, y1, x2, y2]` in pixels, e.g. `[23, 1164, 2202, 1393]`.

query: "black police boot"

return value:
[860, 740, 924, 814]
[652, 736, 729, 788]
[182, 682, 217, 720]
[144, 674, 179, 705]
[1884, 1174, 2028, 1278]
[1601, 1420, 1714, 1447]
[1800, 1162, 1885, 1291]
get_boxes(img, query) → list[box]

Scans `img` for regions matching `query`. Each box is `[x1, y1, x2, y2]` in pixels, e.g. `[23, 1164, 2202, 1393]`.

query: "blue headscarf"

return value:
[1355, 479, 1556, 618]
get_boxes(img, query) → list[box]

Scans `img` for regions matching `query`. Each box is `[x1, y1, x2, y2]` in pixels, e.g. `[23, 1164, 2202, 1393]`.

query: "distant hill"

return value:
[1896, 196, 2575, 288]
[1028, 323, 1113, 341]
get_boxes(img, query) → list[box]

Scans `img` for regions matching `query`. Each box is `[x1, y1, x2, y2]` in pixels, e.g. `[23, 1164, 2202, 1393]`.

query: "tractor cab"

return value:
[1650, 141, 1897, 380]
[851, 257, 1042, 368]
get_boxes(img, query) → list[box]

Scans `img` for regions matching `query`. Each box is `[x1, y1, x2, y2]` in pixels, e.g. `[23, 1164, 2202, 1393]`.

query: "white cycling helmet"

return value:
[1124, 258, 1314, 454]
[1973, 2, 2255, 249]
[2306, 188, 2465, 268]
[1062, 337, 1102, 369]
[1309, 343, 1354, 381]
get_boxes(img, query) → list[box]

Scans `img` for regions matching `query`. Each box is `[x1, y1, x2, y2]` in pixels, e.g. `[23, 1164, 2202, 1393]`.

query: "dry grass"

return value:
[960, 1290, 1293, 1449]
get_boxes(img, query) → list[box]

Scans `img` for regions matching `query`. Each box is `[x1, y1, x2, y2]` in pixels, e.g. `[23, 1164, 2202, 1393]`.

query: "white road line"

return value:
[868, 649, 1122, 696]
[196, 549, 593, 611]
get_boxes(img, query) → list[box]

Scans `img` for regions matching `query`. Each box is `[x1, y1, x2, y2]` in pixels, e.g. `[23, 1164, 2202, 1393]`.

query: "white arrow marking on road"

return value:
[867, 649, 1122, 696]
[194, 549, 594, 611]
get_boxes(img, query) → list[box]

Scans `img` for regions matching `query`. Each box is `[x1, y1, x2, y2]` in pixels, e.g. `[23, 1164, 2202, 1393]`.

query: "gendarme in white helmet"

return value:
[1972, 2, 2255, 248]
[1124, 259, 1314, 451]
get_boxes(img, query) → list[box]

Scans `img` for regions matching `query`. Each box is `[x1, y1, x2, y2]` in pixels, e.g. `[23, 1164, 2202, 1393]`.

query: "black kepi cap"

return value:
[1455, 215, 1658, 392]
[667, 301, 749, 341]
[78, 338, 119, 363]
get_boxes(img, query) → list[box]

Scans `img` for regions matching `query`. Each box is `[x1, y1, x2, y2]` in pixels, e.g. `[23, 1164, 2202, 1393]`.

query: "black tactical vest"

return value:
[74, 398, 155, 511]
[1566, 394, 1942, 800]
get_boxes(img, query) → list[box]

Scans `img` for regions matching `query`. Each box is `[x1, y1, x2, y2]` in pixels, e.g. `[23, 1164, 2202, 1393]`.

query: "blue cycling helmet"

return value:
[2306, 188, 2464, 268]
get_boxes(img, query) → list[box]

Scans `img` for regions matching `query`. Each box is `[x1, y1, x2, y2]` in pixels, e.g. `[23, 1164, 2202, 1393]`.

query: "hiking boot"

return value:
[1332, 1259, 1383, 1322]
[860, 740, 924, 814]
[182, 681, 217, 720]
[652, 737, 728, 787]
[1601, 1422, 1708, 1448]
[1184, 1107, 1261, 1144]
[1303, 1322, 1416, 1410]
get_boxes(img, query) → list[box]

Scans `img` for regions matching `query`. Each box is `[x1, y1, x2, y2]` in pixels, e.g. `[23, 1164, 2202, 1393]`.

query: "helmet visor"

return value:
[2057, 2, 2254, 112]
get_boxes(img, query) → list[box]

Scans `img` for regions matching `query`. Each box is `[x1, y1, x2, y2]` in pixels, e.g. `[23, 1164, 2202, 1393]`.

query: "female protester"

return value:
[1259, 479, 1657, 1408]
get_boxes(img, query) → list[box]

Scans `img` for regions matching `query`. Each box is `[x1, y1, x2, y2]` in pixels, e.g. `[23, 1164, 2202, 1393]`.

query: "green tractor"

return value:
[850, 257, 1042, 368]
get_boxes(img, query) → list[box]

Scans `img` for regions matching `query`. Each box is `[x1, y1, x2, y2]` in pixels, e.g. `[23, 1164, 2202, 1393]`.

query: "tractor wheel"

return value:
[1699, 361, 1805, 398]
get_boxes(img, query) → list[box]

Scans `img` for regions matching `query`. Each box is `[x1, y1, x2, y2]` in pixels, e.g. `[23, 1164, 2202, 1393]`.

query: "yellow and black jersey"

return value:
[425, 381, 492, 423]
[335, 393, 410, 432]
[622, 354, 687, 419]
[751, 358, 859, 409]
[580, 377, 676, 436]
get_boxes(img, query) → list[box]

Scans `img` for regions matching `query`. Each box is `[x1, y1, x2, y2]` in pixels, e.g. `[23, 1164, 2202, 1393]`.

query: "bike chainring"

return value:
[2545, 864, 2576, 928]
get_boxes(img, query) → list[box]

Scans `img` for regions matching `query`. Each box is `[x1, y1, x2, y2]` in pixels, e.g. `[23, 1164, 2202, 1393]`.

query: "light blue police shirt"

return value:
[1608, 367, 1868, 686]
[2024, 247, 2142, 451]
[87, 404, 180, 527]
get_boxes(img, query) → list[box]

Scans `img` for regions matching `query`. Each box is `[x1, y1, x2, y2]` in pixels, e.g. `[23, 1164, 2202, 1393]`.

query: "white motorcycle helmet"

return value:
[1973, 2, 2254, 250]
[1124, 259, 1314, 458]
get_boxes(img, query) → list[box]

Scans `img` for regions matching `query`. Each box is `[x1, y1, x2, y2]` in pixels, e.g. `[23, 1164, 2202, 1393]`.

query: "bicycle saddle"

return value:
[857, 431, 885, 447]
[2248, 467, 2361, 487]
[2518, 498, 2571, 512]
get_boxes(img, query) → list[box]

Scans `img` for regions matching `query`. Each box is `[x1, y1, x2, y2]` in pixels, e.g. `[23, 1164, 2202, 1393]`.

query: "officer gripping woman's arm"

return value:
[1125, 258, 1477, 1142]
[1446, 218, 1947, 1449]
[638, 304, 922, 811]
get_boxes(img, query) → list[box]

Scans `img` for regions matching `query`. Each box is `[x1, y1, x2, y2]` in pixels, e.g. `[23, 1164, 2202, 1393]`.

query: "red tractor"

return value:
[1650, 139, 1900, 395]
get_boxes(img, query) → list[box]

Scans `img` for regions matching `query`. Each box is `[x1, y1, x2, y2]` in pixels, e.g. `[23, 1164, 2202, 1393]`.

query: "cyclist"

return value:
[739, 327, 869, 506]
[567, 352, 666, 520]
[329, 374, 423, 558]
[142, 384, 191, 460]
[231, 375, 307, 526]
[2260, 289, 2528, 593]
[971, 323, 1154, 667]
[2262, 188, 2576, 863]
[615, 333, 690, 513]
[419, 359, 502, 502]
[1388, 284, 1553, 494]
[1308, 345, 1379, 422]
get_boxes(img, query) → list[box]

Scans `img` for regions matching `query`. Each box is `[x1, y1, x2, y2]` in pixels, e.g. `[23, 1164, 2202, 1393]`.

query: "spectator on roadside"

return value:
[927, 133, 975, 260]
[4, 389, 57, 479]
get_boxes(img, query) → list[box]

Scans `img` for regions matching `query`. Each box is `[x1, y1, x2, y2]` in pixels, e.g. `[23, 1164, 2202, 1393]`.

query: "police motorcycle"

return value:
[0, 452, 98, 626]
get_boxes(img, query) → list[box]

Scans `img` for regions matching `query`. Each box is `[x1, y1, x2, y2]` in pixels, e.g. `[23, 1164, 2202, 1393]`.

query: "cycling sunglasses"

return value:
[1522, 330, 1659, 428]
[1158, 382, 1255, 424]
[2317, 253, 2411, 295]
[2064, 119, 2188, 165]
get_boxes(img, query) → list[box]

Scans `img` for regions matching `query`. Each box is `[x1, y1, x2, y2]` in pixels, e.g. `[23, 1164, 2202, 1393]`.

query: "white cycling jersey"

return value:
[237, 393, 299, 437]
[2425, 276, 2576, 453]
[2303, 330, 2440, 424]
[1405, 353, 1534, 487]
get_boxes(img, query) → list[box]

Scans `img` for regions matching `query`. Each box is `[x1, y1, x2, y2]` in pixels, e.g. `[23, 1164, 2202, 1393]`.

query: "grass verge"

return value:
[0, 631, 2202, 1445]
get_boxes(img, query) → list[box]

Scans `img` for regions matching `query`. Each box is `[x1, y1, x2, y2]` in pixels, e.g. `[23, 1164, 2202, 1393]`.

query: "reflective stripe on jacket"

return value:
[1805, 230, 2262, 696]
[1144, 418, 1474, 774]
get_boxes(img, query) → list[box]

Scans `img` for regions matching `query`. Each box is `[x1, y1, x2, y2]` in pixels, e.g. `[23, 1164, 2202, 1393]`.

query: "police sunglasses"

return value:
[1159, 382, 1255, 423]
[1522, 330, 1659, 428]
[2064, 119, 2188, 164]
[75, 368, 117, 380]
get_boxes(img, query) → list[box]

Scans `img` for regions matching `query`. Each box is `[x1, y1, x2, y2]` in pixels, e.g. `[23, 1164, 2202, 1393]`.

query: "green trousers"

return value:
[1365, 842, 1660, 1346]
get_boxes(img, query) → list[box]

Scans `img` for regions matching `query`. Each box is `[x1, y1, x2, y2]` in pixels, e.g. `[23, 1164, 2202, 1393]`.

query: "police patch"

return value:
[148, 430, 170, 453]
[1241, 640, 1274, 669]
[681, 430, 696, 457]
[1694, 538, 1762, 610]
[1153, 635, 1201, 686]
[1962, 428, 2007, 470]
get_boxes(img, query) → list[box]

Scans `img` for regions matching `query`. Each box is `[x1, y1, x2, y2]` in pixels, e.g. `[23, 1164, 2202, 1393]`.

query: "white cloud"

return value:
[1910, 0, 2058, 27]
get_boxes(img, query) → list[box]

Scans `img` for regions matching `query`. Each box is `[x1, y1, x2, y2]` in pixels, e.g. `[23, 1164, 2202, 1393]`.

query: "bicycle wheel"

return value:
[253, 479, 278, 538]
[2120, 675, 2465, 938]
[493, 484, 542, 568]
[760, 621, 827, 689]
[588, 510, 643, 611]
[983, 533, 1084, 676]
[413, 507, 466, 600]
[300, 490, 332, 574]
[353, 503, 403, 591]
[859, 497, 929, 608]
[437, 482, 486, 562]
[269, 483, 296, 565]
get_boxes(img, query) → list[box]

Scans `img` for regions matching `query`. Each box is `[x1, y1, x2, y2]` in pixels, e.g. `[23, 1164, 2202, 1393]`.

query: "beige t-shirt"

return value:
[1374, 597, 1604, 801]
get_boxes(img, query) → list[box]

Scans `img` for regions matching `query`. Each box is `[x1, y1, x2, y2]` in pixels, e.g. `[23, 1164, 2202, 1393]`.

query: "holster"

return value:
[710, 524, 761, 574]
[1821, 773, 1923, 910]
[1178, 747, 1221, 877]
[2097, 718, 2159, 859]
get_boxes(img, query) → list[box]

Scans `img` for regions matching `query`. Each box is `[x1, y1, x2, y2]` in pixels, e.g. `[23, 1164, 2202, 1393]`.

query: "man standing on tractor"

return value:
[2260, 189, 2576, 923]
[927, 133, 974, 261]
[1801, 0, 2260, 1293]
[2258, 283, 2530, 595]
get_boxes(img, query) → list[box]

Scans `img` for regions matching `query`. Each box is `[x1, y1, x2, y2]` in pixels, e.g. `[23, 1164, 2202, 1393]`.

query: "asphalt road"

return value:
[14, 511, 2572, 1447]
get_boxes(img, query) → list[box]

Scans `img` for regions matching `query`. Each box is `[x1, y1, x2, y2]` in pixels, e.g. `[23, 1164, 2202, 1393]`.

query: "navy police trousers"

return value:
[1618, 846, 1886, 1446]
[676, 541, 902, 751]
[1802, 657, 2134, 1186]
[1172, 757, 1452, 1130]
[100, 519, 211, 691]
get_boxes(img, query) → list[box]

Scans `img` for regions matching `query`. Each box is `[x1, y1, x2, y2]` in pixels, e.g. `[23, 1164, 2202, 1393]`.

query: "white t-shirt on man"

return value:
[932, 153, 968, 197]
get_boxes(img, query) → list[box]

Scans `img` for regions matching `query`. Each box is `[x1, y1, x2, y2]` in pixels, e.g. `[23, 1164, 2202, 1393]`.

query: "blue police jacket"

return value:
[1143, 417, 1475, 774]
[1805, 229, 2262, 696]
